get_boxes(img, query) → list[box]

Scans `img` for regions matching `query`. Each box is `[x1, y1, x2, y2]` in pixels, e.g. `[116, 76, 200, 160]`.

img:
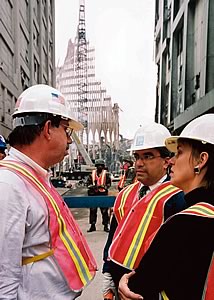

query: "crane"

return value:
[76, 0, 88, 146]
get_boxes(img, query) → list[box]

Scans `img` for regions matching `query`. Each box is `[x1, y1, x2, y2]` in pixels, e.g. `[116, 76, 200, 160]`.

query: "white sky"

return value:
[55, 0, 157, 139]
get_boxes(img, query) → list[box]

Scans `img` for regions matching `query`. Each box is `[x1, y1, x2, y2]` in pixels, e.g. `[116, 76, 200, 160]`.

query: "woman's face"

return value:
[169, 142, 198, 193]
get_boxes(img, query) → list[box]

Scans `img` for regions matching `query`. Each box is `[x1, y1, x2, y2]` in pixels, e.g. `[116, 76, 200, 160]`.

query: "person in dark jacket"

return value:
[118, 114, 214, 300]
[102, 123, 186, 300]
[87, 159, 111, 233]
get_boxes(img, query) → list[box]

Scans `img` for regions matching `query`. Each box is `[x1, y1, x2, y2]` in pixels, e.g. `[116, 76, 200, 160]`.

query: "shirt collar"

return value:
[7, 147, 51, 182]
[139, 174, 168, 192]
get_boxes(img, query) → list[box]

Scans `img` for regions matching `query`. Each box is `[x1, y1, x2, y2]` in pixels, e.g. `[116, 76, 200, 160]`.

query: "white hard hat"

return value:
[130, 122, 171, 151]
[165, 114, 214, 152]
[13, 84, 83, 131]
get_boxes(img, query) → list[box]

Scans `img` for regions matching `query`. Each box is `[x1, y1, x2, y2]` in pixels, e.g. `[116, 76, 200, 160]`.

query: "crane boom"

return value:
[71, 131, 94, 167]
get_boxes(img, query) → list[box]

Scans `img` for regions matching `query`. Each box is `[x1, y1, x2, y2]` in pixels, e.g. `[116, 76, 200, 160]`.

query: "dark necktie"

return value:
[138, 185, 150, 199]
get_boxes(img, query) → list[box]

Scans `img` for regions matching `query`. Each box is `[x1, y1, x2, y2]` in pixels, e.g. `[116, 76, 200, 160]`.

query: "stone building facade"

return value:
[0, 0, 55, 137]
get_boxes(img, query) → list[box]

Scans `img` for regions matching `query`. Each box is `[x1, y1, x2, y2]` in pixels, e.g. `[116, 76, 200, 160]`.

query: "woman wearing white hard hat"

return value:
[118, 114, 214, 300]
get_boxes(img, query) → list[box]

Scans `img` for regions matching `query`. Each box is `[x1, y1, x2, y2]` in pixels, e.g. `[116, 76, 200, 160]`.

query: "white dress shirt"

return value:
[0, 147, 81, 299]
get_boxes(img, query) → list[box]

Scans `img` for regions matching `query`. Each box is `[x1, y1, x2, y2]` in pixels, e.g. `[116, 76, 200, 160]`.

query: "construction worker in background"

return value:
[102, 122, 186, 300]
[87, 158, 112, 232]
[0, 135, 7, 160]
[117, 155, 136, 191]
[0, 84, 97, 299]
[118, 114, 214, 300]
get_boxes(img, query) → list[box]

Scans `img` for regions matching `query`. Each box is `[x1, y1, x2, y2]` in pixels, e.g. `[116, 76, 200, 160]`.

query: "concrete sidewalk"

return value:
[71, 207, 109, 300]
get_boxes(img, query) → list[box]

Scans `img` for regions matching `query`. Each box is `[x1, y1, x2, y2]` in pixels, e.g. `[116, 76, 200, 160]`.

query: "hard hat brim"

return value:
[165, 136, 179, 152]
[165, 135, 209, 152]
[69, 119, 84, 131]
[13, 110, 84, 131]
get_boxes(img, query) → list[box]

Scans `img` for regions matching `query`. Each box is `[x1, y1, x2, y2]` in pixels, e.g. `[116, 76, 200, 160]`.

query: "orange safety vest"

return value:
[92, 169, 107, 192]
[0, 160, 97, 292]
[110, 182, 181, 270]
[118, 174, 126, 190]
[114, 181, 141, 223]
[161, 202, 214, 300]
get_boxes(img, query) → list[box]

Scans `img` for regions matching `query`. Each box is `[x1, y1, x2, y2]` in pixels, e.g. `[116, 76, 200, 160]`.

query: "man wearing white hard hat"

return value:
[0, 84, 97, 299]
[118, 114, 214, 300]
[102, 122, 186, 300]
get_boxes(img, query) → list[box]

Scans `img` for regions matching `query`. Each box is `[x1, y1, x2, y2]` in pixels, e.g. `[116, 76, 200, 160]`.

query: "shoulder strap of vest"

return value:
[100, 169, 107, 185]
[178, 202, 214, 218]
[114, 181, 140, 222]
[118, 174, 126, 189]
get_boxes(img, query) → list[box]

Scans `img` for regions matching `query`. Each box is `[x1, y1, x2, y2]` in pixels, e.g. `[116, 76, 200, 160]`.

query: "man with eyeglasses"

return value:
[102, 122, 186, 300]
[0, 84, 97, 299]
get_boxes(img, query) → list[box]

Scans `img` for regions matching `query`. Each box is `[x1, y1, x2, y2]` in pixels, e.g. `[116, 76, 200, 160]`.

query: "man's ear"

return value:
[163, 157, 170, 170]
[43, 120, 52, 141]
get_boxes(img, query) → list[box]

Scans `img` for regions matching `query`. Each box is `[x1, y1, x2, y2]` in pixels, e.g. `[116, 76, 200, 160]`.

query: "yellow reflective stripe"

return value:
[118, 182, 139, 219]
[118, 175, 126, 188]
[92, 170, 106, 186]
[100, 170, 106, 185]
[22, 249, 54, 265]
[124, 185, 178, 269]
[161, 291, 169, 300]
[0, 161, 92, 286]
[183, 204, 214, 217]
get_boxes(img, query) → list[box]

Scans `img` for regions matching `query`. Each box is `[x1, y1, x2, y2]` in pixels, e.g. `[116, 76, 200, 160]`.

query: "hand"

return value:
[118, 271, 143, 300]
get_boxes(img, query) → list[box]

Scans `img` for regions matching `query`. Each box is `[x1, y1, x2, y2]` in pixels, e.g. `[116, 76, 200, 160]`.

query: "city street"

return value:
[58, 185, 115, 300]
[71, 207, 109, 300]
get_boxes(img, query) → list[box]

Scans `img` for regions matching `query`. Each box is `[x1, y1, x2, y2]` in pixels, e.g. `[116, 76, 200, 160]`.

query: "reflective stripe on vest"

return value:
[92, 169, 106, 192]
[110, 182, 180, 270]
[178, 202, 214, 218]
[92, 169, 106, 185]
[118, 174, 126, 189]
[0, 161, 97, 292]
[161, 291, 169, 300]
[114, 181, 141, 223]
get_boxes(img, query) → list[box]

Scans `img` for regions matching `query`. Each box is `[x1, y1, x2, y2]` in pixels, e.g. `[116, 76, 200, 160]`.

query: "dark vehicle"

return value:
[51, 177, 66, 188]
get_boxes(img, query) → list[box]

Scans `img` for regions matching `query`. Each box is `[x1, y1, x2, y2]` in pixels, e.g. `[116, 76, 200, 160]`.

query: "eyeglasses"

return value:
[133, 153, 161, 162]
[60, 124, 74, 138]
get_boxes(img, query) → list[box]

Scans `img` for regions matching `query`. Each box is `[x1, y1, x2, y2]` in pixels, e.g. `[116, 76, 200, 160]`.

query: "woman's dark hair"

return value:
[179, 137, 214, 191]
[8, 113, 61, 147]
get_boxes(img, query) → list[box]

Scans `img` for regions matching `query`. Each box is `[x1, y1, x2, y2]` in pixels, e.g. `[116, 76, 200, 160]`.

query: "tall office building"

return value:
[56, 39, 119, 158]
[154, 0, 214, 133]
[0, 0, 55, 137]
